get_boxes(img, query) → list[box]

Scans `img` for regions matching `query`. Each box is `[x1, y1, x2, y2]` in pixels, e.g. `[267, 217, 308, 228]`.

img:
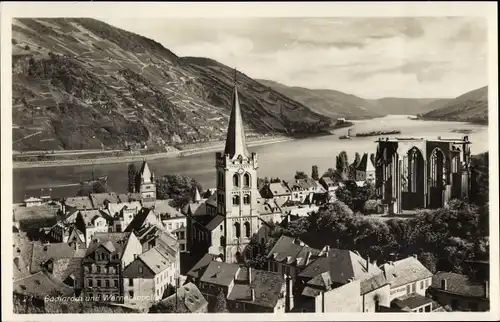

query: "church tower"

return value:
[215, 71, 260, 264]
[138, 159, 156, 203]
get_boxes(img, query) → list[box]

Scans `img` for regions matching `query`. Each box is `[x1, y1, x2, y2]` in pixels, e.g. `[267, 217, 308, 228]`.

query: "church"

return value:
[375, 136, 472, 215]
[186, 77, 273, 264]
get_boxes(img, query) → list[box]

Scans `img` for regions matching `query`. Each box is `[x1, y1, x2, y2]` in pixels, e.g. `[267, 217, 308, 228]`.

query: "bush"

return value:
[363, 199, 379, 214]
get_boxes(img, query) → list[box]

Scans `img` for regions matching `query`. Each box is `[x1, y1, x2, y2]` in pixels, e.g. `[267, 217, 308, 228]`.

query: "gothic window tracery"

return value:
[233, 174, 240, 187]
[243, 173, 251, 188]
[430, 148, 446, 188]
[244, 222, 251, 238]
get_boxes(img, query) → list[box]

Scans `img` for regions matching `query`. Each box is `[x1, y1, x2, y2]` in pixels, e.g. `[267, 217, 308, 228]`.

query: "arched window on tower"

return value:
[233, 174, 240, 187]
[244, 221, 250, 238]
[243, 173, 251, 188]
[243, 194, 250, 205]
[232, 195, 240, 206]
[234, 222, 241, 238]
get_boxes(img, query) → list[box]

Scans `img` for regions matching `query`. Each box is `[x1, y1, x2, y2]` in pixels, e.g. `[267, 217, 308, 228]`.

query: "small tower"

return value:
[138, 159, 156, 203]
[193, 187, 202, 203]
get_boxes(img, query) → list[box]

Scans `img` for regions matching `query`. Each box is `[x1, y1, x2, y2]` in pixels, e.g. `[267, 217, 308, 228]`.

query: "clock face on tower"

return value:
[238, 168, 245, 175]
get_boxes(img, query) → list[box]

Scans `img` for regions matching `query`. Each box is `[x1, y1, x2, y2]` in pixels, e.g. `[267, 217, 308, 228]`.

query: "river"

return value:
[12, 115, 489, 203]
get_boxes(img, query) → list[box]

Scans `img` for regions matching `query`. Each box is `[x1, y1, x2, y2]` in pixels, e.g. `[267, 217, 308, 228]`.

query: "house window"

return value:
[411, 283, 416, 293]
[243, 194, 250, 205]
[129, 291, 134, 299]
[220, 225, 223, 231]
[168, 223, 172, 230]
[406, 285, 411, 294]
[88, 279, 93, 287]
[425, 279, 429, 288]
[97, 280, 101, 287]
[96, 266, 101, 274]
[233, 174, 240, 187]
[418, 307, 423, 313]
[105, 280, 110, 287]
[139, 266, 143, 274]
[128, 278, 133, 286]
[114, 280, 118, 287]
[425, 305, 431, 312]
[180, 244, 186, 251]
[232, 195, 240, 206]
[180, 232, 185, 240]
[244, 221, 251, 238]
[420, 281, 424, 289]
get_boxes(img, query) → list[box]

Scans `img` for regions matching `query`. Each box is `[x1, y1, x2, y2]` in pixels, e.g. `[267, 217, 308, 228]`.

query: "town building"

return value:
[428, 271, 489, 311]
[81, 232, 142, 302]
[122, 242, 179, 309]
[153, 199, 187, 252]
[286, 178, 319, 203]
[259, 181, 291, 200]
[62, 196, 94, 213]
[379, 255, 433, 301]
[108, 201, 142, 233]
[388, 293, 435, 312]
[374, 136, 472, 215]
[14, 271, 75, 300]
[319, 176, 338, 192]
[75, 209, 112, 246]
[24, 196, 43, 207]
[196, 260, 288, 313]
[155, 282, 208, 313]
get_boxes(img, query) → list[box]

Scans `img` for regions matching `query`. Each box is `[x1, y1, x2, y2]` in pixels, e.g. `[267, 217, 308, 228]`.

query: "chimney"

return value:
[248, 267, 252, 284]
[484, 281, 489, 298]
[250, 288, 255, 301]
[412, 254, 418, 260]
[441, 279, 447, 290]
[366, 256, 370, 272]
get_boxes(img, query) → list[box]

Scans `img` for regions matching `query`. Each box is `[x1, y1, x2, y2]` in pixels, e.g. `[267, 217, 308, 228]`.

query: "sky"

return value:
[102, 17, 488, 99]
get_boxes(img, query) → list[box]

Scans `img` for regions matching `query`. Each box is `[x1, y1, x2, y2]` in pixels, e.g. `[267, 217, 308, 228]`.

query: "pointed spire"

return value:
[139, 159, 152, 184]
[224, 68, 249, 159]
[193, 187, 201, 203]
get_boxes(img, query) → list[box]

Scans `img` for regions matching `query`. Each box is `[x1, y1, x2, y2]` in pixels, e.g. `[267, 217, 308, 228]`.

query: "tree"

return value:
[418, 252, 438, 273]
[335, 151, 349, 181]
[322, 168, 336, 180]
[155, 174, 203, 208]
[214, 289, 229, 313]
[270, 177, 281, 183]
[311, 165, 319, 181]
[294, 171, 308, 180]
[127, 163, 137, 193]
[149, 299, 188, 313]
[76, 180, 108, 196]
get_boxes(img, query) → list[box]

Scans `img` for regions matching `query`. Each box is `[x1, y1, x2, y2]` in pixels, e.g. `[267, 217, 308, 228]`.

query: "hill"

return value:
[11, 18, 332, 151]
[258, 79, 449, 119]
[419, 86, 488, 124]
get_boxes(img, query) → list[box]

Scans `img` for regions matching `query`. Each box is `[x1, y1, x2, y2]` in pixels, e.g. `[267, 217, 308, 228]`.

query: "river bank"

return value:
[12, 136, 295, 169]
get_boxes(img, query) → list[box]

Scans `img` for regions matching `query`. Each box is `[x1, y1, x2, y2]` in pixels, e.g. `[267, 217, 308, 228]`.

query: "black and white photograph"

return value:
[1, 1, 498, 320]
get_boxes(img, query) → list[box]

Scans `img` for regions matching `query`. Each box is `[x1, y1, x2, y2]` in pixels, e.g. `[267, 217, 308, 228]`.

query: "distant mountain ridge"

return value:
[11, 18, 331, 151]
[419, 86, 488, 124]
[257, 79, 450, 119]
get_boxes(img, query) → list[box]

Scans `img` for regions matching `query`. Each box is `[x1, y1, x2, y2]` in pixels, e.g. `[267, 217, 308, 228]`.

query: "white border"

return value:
[1, 1, 498, 321]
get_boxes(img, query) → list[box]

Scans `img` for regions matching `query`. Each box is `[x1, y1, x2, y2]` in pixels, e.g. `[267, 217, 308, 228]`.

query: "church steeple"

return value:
[193, 187, 201, 203]
[224, 69, 249, 159]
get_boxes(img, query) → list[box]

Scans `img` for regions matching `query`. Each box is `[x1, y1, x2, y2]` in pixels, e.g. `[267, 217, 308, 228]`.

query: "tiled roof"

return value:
[30, 243, 76, 274]
[381, 256, 433, 288]
[258, 199, 282, 215]
[186, 202, 207, 217]
[187, 253, 219, 279]
[52, 257, 82, 283]
[205, 215, 225, 231]
[227, 270, 285, 309]
[267, 235, 321, 267]
[153, 200, 184, 218]
[14, 271, 74, 299]
[268, 182, 291, 196]
[320, 176, 336, 187]
[298, 257, 330, 279]
[431, 271, 488, 298]
[64, 196, 93, 210]
[138, 246, 176, 274]
[78, 209, 110, 226]
[117, 193, 142, 203]
[139, 160, 153, 182]
[205, 193, 217, 207]
[90, 192, 119, 208]
[85, 232, 131, 258]
[360, 272, 389, 294]
[286, 178, 318, 191]
[392, 293, 433, 310]
[106, 201, 142, 218]
[159, 282, 208, 313]
[124, 207, 159, 232]
[200, 261, 240, 287]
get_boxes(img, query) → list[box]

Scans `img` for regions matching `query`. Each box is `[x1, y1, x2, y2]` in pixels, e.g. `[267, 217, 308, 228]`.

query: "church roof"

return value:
[223, 81, 250, 159]
[139, 160, 152, 183]
[193, 187, 201, 202]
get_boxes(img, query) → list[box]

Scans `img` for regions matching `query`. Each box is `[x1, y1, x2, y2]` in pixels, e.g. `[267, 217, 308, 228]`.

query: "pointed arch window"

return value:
[430, 148, 445, 187]
[234, 222, 241, 238]
[233, 174, 240, 187]
[243, 194, 251, 205]
[244, 221, 251, 238]
[243, 173, 251, 188]
[232, 195, 240, 206]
